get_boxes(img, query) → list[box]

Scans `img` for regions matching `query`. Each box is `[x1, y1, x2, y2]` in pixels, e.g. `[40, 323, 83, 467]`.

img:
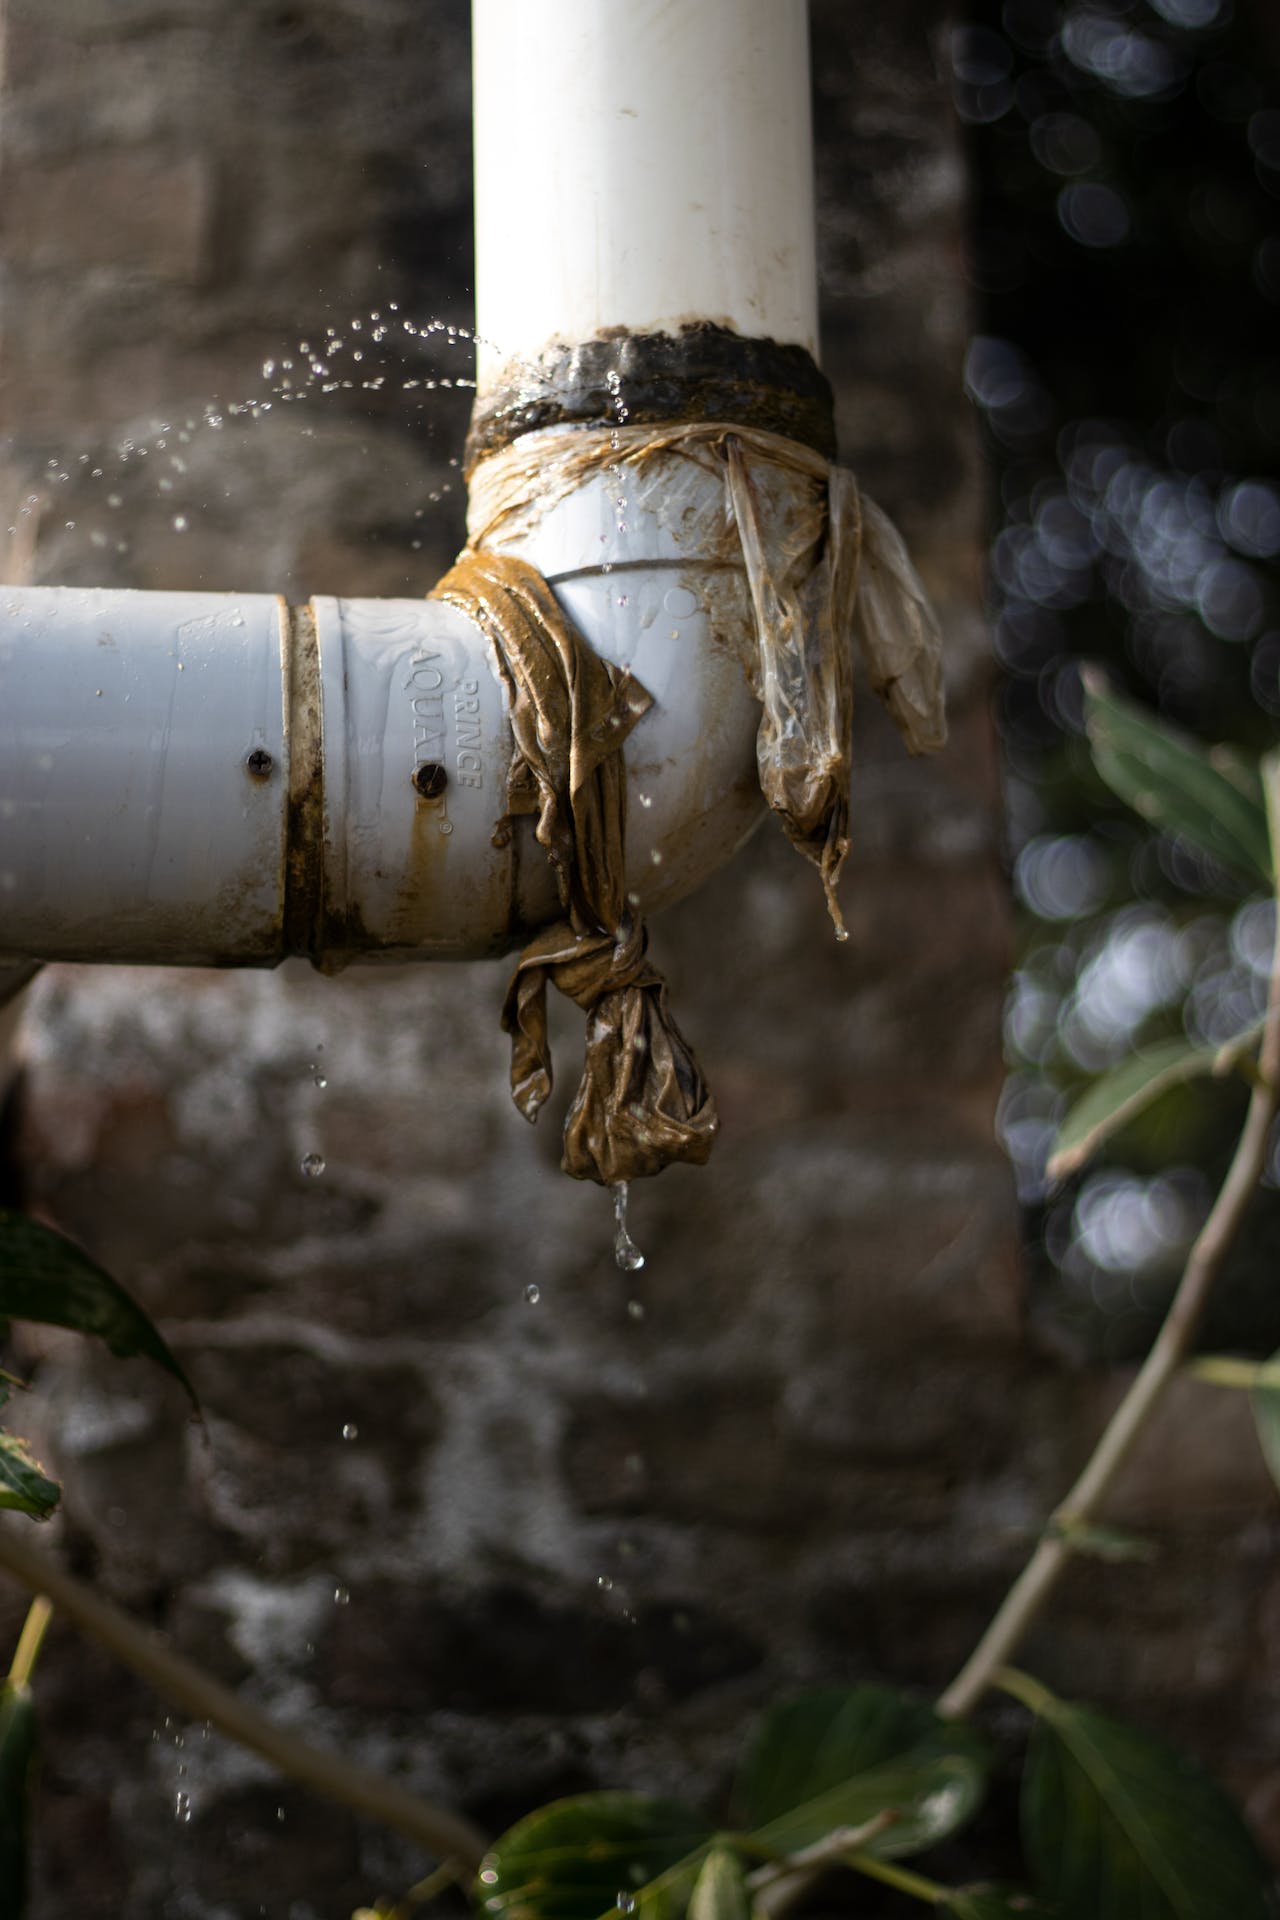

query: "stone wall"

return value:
[1, 4, 1275, 1918]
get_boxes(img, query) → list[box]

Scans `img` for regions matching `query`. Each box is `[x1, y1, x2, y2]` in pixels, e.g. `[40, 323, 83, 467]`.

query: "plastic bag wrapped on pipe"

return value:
[430, 551, 718, 1186]
[467, 422, 947, 934]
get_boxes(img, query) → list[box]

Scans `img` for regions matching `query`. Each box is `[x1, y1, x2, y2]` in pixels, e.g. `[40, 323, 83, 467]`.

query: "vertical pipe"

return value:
[471, 0, 820, 398]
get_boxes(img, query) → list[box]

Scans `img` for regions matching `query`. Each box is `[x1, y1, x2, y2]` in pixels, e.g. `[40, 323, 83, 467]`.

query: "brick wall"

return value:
[2, 5, 1274, 1918]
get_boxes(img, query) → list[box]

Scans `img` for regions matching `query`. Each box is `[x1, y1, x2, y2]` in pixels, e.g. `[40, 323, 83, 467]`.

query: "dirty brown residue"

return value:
[282, 600, 325, 957]
[466, 322, 837, 471]
[430, 550, 718, 1186]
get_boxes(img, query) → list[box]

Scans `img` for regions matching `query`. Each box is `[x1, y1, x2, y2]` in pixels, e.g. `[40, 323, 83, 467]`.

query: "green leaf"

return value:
[1047, 1020, 1267, 1182]
[946, 1890, 1056, 1919]
[0, 1681, 38, 1918]
[1021, 1693, 1274, 1919]
[0, 1402, 59, 1521]
[1250, 1347, 1280, 1494]
[476, 1692, 993, 1920]
[734, 1685, 990, 1859]
[688, 1848, 750, 1920]
[474, 1792, 716, 1920]
[1082, 673, 1272, 889]
[0, 1212, 195, 1407]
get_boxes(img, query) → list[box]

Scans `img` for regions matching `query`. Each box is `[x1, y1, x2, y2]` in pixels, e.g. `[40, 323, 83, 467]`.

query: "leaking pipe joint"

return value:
[0, 0, 834, 972]
[0, 450, 778, 967]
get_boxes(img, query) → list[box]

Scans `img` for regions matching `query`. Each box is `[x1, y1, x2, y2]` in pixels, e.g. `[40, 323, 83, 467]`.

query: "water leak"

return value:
[6, 303, 489, 557]
[611, 1182, 645, 1273]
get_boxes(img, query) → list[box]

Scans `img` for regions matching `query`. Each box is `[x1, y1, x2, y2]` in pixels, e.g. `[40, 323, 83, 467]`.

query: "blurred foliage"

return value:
[957, 0, 1280, 1361]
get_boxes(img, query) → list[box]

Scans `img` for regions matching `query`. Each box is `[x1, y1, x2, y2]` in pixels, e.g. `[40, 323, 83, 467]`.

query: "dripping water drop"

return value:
[612, 1182, 645, 1273]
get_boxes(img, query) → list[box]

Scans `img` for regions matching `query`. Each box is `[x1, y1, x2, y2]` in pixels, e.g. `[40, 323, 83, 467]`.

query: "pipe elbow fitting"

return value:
[297, 438, 775, 965]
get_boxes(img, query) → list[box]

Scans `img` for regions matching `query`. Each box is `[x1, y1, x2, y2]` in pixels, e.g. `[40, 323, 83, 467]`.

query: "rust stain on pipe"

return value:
[282, 599, 325, 958]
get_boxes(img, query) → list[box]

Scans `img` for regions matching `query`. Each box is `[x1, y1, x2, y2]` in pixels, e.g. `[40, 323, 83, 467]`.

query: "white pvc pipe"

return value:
[1, 2, 826, 969]
[0, 589, 288, 965]
[0, 441, 784, 964]
[471, 0, 820, 394]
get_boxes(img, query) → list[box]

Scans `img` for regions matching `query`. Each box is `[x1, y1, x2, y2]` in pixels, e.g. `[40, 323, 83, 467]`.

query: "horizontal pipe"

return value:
[0, 450, 781, 968]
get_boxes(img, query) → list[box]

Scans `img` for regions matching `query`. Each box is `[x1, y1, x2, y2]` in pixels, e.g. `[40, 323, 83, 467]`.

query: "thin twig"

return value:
[7, 1593, 52, 1691]
[940, 751, 1280, 1719]
[747, 1811, 900, 1917]
[0, 1521, 488, 1871]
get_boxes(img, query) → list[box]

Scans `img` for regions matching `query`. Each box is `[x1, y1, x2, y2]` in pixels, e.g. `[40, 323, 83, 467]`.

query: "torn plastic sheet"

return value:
[430, 550, 717, 1185]
[443, 422, 946, 1185]
[467, 421, 947, 935]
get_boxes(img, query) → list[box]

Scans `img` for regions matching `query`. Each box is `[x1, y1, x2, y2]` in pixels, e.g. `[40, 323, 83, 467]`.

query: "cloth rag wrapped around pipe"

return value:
[432, 423, 946, 1186]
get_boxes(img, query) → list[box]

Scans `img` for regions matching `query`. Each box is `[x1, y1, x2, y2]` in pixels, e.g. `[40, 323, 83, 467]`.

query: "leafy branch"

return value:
[939, 721, 1280, 1719]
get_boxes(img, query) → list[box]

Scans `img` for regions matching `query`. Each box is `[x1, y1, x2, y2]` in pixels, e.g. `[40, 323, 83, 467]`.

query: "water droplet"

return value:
[617, 1894, 637, 1915]
[300, 1151, 325, 1178]
[333, 1585, 350, 1606]
[174, 1791, 191, 1823]
[612, 1183, 645, 1273]
[626, 1299, 645, 1322]
[172, 515, 188, 532]
[313, 1073, 328, 1088]
[276, 1805, 286, 1823]
[649, 849, 663, 866]
[341, 1422, 358, 1441]
[597, 1574, 613, 1592]
[637, 793, 653, 809]
[524, 1282, 541, 1305]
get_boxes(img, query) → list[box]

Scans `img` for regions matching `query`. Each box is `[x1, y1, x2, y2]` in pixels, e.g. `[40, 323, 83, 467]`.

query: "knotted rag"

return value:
[430, 550, 718, 1186]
